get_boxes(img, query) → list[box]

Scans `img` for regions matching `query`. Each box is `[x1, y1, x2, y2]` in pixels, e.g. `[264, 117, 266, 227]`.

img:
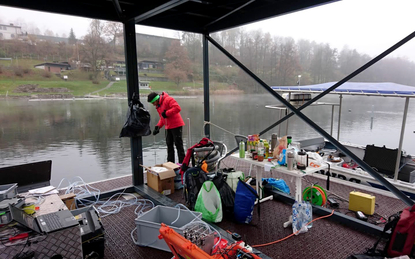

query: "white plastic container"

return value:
[0, 183, 18, 201]
[134, 205, 202, 251]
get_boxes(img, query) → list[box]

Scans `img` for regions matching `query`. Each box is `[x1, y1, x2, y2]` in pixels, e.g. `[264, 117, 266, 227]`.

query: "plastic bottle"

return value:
[239, 141, 245, 158]
[257, 140, 265, 162]
[287, 151, 294, 170]
[264, 140, 269, 159]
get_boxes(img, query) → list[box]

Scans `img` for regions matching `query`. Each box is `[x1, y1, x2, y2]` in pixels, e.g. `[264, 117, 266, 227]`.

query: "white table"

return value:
[230, 153, 327, 201]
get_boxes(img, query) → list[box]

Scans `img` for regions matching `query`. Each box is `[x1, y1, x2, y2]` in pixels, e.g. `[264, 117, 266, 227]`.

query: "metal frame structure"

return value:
[205, 31, 415, 206]
[2, 0, 414, 240]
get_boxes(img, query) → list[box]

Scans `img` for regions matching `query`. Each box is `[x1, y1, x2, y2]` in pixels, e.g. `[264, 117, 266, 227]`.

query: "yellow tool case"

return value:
[348, 191, 375, 215]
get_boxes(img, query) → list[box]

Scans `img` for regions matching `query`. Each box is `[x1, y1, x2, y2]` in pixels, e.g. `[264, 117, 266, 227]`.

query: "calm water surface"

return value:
[0, 94, 414, 186]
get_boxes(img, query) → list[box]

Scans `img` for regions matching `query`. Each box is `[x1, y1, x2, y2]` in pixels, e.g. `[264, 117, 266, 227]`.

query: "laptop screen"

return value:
[8, 204, 41, 233]
[0, 160, 52, 193]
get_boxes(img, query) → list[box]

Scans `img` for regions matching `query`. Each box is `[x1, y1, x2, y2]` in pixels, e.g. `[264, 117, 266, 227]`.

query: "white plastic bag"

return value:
[292, 201, 312, 235]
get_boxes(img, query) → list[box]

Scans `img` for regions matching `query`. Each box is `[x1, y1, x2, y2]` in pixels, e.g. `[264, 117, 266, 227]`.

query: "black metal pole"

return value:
[207, 35, 414, 206]
[124, 21, 143, 185]
[203, 34, 210, 138]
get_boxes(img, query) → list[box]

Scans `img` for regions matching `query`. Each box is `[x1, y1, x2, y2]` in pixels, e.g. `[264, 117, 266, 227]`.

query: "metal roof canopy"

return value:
[0, 0, 337, 34]
[272, 82, 415, 98]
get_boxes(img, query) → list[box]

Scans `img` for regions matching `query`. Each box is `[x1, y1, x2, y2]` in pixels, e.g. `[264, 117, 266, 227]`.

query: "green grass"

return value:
[0, 80, 108, 96]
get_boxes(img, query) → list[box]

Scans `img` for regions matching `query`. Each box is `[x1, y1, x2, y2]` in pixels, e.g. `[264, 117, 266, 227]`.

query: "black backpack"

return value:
[212, 173, 235, 220]
[183, 167, 208, 210]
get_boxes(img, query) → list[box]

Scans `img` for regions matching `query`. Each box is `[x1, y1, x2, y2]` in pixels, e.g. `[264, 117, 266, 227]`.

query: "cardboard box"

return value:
[146, 162, 180, 195]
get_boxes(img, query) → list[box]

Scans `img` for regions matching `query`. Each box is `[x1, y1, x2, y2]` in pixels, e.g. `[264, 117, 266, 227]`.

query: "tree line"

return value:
[1, 19, 415, 91]
[183, 29, 415, 92]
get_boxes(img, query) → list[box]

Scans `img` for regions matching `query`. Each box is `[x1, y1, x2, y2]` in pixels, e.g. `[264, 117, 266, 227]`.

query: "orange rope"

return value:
[252, 210, 335, 248]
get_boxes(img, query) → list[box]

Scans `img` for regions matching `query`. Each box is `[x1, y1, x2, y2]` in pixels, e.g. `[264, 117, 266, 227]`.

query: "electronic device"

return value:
[71, 206, 105, 258]
[9, 203, 78, 233]
[356, 211, 368, 221]
[327, 198, 339, 208]
[183, 223, 215, 254]
[0, 160, 52, 193]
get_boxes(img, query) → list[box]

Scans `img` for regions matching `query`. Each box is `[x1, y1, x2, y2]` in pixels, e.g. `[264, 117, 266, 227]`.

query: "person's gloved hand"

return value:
[153, 126, 160, 135]
[161, 110, 167, 118]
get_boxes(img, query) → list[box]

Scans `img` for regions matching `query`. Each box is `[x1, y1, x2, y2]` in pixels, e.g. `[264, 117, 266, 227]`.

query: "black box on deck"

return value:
[72, 206, 105, 258]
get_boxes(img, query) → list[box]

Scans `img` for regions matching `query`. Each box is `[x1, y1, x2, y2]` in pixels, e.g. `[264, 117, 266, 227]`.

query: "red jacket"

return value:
[156, 92, 185, 130]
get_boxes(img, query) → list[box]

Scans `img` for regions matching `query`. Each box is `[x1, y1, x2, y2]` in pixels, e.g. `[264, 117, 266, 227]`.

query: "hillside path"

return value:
[91, 81, 114, 94]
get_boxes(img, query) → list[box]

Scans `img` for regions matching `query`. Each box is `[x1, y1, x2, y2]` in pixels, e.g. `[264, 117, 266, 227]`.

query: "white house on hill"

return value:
[0, 24, 23, 40]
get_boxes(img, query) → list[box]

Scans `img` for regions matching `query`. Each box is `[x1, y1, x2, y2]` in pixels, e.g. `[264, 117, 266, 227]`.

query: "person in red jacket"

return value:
[148, 92, 185, 163]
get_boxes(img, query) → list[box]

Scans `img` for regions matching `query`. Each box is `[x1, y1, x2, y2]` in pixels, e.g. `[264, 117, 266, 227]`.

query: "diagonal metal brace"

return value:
[207, 34, 414, 206]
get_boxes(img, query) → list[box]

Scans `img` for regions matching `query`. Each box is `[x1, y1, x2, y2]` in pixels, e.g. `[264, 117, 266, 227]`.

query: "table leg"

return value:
[295, 176, 302, 202]
[257, 167, 262, 200]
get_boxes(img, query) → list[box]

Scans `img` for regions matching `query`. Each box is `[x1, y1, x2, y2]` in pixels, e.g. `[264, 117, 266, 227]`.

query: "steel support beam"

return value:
[207, 35, 414, 206]
[124, 21, 143, 185]
[203, 34, 210, 138]
[131, 0, 189, 23]
[394, 97, 410, 181]
[337, 94, 343, 140]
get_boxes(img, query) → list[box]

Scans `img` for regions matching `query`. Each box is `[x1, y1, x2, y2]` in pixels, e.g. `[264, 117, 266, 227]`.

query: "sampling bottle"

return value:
[257, 140, 265, 162]
[239, 140, 245, 158]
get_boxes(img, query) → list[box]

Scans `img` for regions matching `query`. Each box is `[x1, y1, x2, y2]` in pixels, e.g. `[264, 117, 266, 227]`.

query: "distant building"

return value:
[115, 33, 179, 57]
[138, 60, 163, 70]
[0, 23, 23, 40]
[30, 34, 69, 44]
[34, 62, 71, 73]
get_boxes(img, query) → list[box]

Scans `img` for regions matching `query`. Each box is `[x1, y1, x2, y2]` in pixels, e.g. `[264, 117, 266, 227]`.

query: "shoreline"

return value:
[0, 89, 245, 101]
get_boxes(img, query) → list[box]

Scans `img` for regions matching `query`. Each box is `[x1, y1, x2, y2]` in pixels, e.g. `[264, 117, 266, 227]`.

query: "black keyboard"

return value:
[42, 213, 63, 230]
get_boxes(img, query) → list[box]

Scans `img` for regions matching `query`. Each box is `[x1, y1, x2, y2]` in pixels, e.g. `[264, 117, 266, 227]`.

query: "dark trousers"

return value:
[165, 126, 185, 163]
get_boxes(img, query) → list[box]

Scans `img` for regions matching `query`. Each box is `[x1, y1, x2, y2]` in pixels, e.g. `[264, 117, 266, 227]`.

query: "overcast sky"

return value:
[0, 0, 414, 61]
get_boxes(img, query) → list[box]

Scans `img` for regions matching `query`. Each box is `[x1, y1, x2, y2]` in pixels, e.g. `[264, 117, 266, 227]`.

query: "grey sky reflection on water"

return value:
[0, 95, 414, 186]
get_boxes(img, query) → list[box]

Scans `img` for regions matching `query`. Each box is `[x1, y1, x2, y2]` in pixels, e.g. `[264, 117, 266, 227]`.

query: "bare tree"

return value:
[104, 22, 123, 46]
[44, 29, 54, 36]
[164, 41, 192, 87]
[80, 19, 109, 74]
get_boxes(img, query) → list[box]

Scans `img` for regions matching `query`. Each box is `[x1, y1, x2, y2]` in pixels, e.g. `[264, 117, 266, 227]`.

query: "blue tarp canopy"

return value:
[272, 82, 415, 97]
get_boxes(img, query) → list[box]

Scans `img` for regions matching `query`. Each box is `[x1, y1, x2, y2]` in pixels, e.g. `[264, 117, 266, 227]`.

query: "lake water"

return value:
[0, 94, 414, 186]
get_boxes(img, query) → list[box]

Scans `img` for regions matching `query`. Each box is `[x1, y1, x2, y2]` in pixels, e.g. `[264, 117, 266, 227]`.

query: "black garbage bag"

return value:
[119, 96, 151, 137]
[212, 173, 235, 220]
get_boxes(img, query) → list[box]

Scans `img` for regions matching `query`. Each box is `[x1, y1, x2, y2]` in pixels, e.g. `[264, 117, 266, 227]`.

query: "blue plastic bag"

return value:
[234, 180, 258, 224]
[262, 178, 290, 194]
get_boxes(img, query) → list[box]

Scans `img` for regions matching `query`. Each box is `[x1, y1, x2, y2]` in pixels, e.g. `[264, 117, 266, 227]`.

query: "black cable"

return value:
[12, 235, 30, 259]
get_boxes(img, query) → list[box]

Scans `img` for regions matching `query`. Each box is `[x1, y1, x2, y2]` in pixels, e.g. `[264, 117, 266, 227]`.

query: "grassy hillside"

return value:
[0, 59, 235, 97]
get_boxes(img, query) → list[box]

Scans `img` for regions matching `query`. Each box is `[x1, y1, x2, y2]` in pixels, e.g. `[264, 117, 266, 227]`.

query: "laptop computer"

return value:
[9, 203, 79, 233]
[0, 160, 52, 193]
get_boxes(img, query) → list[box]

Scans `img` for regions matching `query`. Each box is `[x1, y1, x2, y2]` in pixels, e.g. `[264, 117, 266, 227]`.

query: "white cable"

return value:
[202, 121, 237, 137]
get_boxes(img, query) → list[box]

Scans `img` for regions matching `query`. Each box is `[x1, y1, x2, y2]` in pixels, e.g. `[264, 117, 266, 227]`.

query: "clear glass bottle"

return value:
[257, 140, 265, 162]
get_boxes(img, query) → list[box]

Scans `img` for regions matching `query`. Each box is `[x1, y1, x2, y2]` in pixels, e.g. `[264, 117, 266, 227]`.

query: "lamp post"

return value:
[297, 75, 301, 86]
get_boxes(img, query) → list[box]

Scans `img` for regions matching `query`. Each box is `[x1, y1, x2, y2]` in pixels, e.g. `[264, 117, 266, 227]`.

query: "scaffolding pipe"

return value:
[187, 118, 191, 149]
[394, 97, 410, 182]
[337, 94, 343, 140]
[330, 105, 335, 136]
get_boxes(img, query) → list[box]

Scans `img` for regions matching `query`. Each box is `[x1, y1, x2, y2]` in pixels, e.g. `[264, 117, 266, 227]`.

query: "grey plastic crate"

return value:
[135, 205, 202, 252]
[0, 183, 18, 201]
